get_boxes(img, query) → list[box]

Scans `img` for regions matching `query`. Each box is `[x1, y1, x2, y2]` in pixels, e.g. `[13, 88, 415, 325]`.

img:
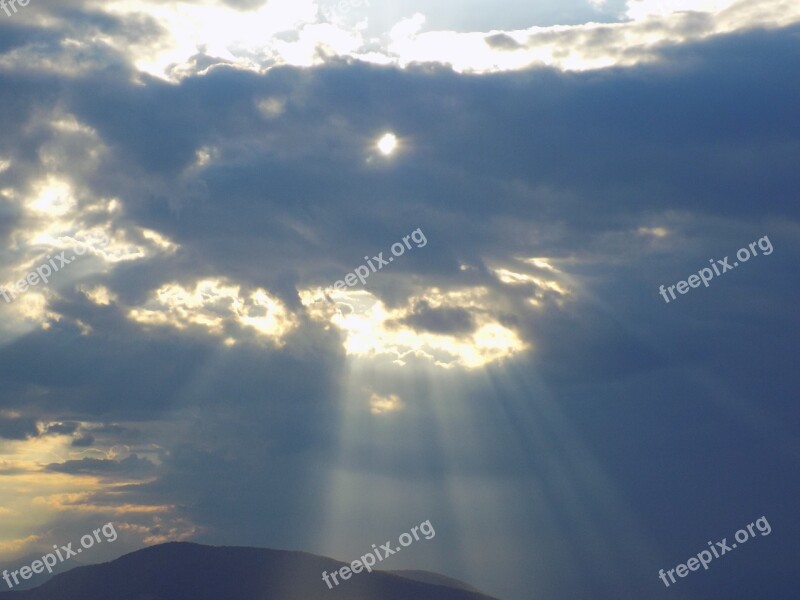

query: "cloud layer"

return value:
[1, 2, 799, 599]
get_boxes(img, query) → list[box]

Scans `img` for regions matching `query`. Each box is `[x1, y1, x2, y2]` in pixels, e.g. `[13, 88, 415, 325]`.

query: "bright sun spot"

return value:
[377, 133, 398, 156]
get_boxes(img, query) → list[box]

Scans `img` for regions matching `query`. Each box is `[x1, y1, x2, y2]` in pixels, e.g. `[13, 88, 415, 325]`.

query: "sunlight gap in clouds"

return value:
[301, 287, 528, 369]
[0, 419, 196, 560]
[2, 162, 180, 336]
[128, 278, 297, 344]
[0, 0, 797, 81]
[485, 256, 574, 309]
[104, 0, 319, 76]
[72, 0, 800, 81]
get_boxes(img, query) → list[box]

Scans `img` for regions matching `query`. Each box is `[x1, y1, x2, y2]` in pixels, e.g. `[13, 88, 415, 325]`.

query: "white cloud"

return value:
[128, 278, 297, 344]
[51, 0, 794, 80]
[301, 287, 528, 369]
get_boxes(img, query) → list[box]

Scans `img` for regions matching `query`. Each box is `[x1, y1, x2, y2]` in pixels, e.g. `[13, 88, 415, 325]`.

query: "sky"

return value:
[1, 1, 799, 598]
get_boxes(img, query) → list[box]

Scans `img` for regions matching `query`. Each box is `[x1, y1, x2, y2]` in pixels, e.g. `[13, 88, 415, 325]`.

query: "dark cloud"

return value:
[71, 433, 95, 447]
[86, 423, 137, 437]
[397, 301, 476, 335]
[484, 33, 523, 50]
[0, 416, 38, 440]
[44, 455, 157, 477]
[44, 422, 79, 435]
[0, 16, 798, 600]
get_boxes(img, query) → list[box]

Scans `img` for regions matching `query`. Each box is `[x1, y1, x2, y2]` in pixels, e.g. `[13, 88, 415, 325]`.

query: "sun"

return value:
[377, 133, 398, 156]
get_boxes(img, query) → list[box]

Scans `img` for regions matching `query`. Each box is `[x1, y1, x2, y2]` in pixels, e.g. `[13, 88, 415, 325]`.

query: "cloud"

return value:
[368, 392, 404, 415]
[304, 288, 528, 368]
[0, 8, 798, 599]
[399, 300, 476, 335]
[71, 434, 96, 447]
[44, 455, 158, 477]
[1, 0, 798, 81]
[127, 278, 297, 345]
[0, 414, 39, 440]
[484, 33, 525, 51]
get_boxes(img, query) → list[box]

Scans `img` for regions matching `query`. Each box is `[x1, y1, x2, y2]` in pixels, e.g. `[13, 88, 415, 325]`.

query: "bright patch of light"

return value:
[140, 228, 180, 253]
[492, 268, 569, 296]
[105, 0, 319, 78]
[272, 22, 364, 67]
[68, 0, 799, 80]
[50, 115, 98, 135]
[0, 453, 90, 553]
[128, 278, 297, 344]
[489, 259, 573, 308]
[256, 97, 286, 119]
[26, 178, 75, 217]
[80, 285, 117, 306]
[3, 181, 175, 332]
[637, 226, 669, 238]
[193, 147, 214, 168]
[238, 289, 294, 337]
[301, 287, 527, 369]
[523, 258, 560, 272]
[377, 133, 398, 156]
[369, 393, 404, 415]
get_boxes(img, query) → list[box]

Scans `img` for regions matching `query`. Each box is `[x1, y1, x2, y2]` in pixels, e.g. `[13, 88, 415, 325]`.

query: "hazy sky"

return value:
[1, 1, 799, 599]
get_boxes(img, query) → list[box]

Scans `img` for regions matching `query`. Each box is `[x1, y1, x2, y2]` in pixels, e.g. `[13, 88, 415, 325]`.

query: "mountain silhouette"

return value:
[0, 542, 499, 600]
